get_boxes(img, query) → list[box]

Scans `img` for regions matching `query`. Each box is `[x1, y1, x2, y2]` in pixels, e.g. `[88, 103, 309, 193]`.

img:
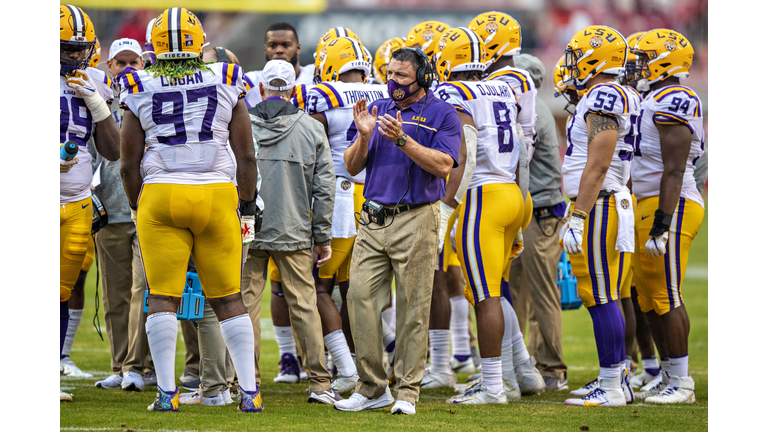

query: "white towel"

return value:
[330, 177, 357, 239]
[614, 187, 635, 252]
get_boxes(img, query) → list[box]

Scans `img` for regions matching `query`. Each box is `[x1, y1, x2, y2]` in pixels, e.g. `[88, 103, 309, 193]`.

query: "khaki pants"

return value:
[247, 248, 331, 393]
[239, 249, 266, 385]
[95, 222, 152, 375]
[349, 202, 440, 404]
[508, 216, 567, 379]
[196, 302, 235, 396]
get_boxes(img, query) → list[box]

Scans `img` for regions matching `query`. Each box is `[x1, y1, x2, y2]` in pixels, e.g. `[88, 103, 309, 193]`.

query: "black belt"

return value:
[569, 190, 616, 202]
[383, 201, 432, 216]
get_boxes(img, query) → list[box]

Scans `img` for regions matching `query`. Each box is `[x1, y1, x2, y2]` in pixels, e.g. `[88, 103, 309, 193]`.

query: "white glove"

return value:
[67, 71, 111, 123]
[645, 232, 669, 258]
[60, 158, 78, 173]
[559, 212, 586, 255]
[438, 202, 455, 252]
[130, 207, 138, 226]
[510, 228, 524, 259]
[241, 215, 255, 245]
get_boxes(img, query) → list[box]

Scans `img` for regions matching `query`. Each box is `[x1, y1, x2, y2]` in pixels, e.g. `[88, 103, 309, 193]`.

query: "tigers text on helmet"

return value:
[405, 21, 450, 58]
[374, 37, 406, 83]
[563, 25, 627, 90]
[315, 27, 362, 60]
[314, 37, 371, 84]
[60, 5, 96, 76]
[631, 29, 694, 92]
[151, 8, 205, 60]
[433, 27, 489, 83]
[467, 11, 522, 63]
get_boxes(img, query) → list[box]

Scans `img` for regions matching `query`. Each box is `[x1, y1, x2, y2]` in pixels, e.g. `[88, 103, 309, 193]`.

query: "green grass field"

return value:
[61, 204, 707, 431]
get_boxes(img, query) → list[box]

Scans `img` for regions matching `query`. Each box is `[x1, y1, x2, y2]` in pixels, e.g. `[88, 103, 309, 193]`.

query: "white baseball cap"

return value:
[109, 38, 143, 60]
[261, 60, 295, 91]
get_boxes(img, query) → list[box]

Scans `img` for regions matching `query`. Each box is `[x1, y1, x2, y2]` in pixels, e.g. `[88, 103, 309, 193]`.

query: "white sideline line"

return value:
[62, 428, 223, 432]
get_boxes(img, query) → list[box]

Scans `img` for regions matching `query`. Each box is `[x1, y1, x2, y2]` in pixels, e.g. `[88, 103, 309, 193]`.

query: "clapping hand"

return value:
[353, 98, 377, 136]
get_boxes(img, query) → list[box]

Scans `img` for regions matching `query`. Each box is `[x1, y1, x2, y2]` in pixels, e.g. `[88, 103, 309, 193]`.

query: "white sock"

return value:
[274, 325, 297, 357]
[481, 357, 503, 394]
[625, 355, 632, 374]
[220, 314, 256, 392]
[661, 357, 671, 375]
[62, 308, 83, 358]
[382, 318, 396, 353]
[501, 298, 529, 366]
[642, 355, 660, 372]
[428, 330, 451, 374]
[501, 339, 515, 382]
[387, 301, 397, 331]
[599, 366, 622, 390]
[669, 354, 689, 378]
[449, 296, 471, 357]
[145, 312, 178, 392]
[324, 329, 356, 377]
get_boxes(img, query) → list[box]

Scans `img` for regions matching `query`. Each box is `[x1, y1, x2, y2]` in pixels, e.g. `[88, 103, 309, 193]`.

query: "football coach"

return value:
[335, 48, 462, 415]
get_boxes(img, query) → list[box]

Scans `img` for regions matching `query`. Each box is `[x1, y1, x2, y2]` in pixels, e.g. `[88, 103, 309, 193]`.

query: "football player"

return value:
[374, 37, 406, 84]
[304, 36, 390, 394]
[118, 7, 260, 412]
[243, 22, 315, 108]
[430, 28, 523, 404]
[558, 26, 638, 407]
[628, 29, 704, 404]
[60, 4, 121, 402]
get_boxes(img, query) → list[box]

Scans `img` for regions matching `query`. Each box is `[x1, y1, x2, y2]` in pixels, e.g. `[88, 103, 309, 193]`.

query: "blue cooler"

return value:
[557, 251, 582, 310]
[143, 271, 205, 321]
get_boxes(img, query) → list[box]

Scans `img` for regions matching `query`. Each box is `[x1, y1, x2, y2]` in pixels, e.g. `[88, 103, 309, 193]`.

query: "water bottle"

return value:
[60, 141, 78, 161]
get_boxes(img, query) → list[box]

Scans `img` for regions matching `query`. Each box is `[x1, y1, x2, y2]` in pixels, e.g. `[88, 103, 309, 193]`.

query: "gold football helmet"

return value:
[564, 25, 627, 89]
[314, 37, 371, 83]
[152, 8, 206, 60]
[315, 27, 362, 60]
[433, 27, 488, 83]
[60, 5, 96, 75]
[467, 11, 522, 62]
[374, 37, 406, 83]
[88, 37, 101, 68]
[632, 29, 694, 92]
[405, 21, 450, 57]
[553, 55, 583, 108]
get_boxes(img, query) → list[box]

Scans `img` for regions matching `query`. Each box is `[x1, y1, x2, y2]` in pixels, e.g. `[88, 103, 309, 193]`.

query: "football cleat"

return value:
[503, 377, 522, 402]
[621, 368, 634, 404]
[147, 386, 180, 411]
[570, 378, 598, 396]
[121, 371, 145, 392]
[273, 353, 301, 384]
[391, 400, 415, 415]
[60, 389, 73, 402]
[180, 389, 234, 406]
[635, 373, 668, 400]
[237, 385, 263, 412]
[645, 376, 695, 404]
[515, 357, 546, 395]
[331, 373, 359, 395]
[60, 357, 93, 378]
[95, 374, 123, 389]
[451, 357, 476, 374]
[334, 386, 394, 412]
[447, 382, 507, 405]
[631, 369, 661, 390]
[420, 368, 458, 389]
[564, 387, 626, 407]
[308, 388, 343, 405]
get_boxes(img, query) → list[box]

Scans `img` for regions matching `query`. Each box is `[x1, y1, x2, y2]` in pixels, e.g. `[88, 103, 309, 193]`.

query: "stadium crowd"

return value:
[60, 3, 707, 414]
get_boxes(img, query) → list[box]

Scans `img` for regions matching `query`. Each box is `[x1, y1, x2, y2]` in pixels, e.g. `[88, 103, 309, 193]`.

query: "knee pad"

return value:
[63, 224, 90, 261]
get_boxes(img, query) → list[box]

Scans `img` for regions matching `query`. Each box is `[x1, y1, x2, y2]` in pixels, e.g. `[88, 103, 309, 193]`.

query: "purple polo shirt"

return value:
[353, 90, 462, 205]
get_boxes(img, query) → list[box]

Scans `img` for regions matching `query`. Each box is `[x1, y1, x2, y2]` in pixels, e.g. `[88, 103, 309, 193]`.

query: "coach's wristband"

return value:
[239, 197, 257, 216]
[649, 209, 672, 236]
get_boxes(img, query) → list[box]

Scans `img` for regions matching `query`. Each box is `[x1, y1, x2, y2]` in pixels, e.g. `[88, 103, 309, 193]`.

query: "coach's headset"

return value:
[215, 46, 227, 63]
[358, 47, 433, 229]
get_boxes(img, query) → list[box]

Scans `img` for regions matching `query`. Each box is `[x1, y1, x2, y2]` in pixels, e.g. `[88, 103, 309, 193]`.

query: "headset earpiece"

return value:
[215, 46, 227, 63]
[400, 47, 433, 90]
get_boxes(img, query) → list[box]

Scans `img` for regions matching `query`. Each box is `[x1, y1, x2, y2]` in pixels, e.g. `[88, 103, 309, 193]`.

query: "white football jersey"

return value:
[119, 63, 246, 185]
[561, 82, 639, 199]
[60, 67, 113, 205]
[243, 64, 314, 108]
[435, 80, 520, 189]
[631, 85, 705, 209]
[305, 81, 388, 183]
[485, 66, 537, 158]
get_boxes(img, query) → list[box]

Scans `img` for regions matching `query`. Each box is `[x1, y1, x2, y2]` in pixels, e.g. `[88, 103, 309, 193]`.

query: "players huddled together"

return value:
[60, 3, 705, 414]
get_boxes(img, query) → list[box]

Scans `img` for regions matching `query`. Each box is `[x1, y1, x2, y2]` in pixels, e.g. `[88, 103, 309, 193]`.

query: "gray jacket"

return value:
[249, 99, 335, 251]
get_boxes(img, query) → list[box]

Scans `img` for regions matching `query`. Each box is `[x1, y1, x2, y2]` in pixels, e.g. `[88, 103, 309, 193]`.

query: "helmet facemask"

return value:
[60, 40, 95, 76]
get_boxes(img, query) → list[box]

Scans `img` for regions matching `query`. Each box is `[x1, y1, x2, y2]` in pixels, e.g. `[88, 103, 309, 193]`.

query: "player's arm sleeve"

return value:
[305, 83, 341, 114]
[293, 84, 311, 110]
